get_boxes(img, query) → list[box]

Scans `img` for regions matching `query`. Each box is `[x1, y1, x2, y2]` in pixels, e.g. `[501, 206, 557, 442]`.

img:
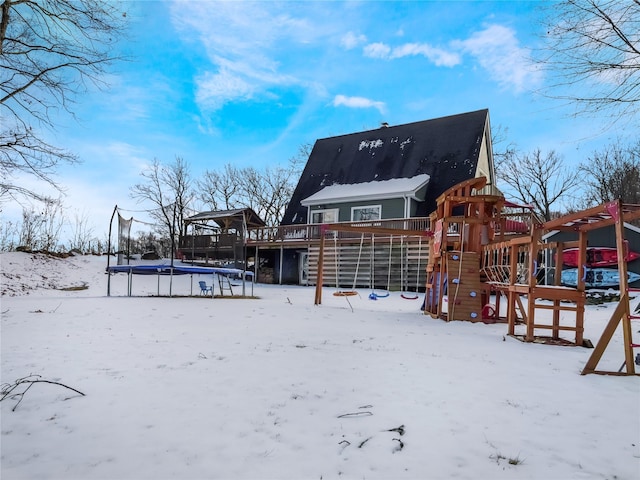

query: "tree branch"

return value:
[1, 374, 85, 411]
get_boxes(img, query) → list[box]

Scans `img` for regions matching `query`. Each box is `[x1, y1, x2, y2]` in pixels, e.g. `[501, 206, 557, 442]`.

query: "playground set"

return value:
[314, 176, 640, 376]
[425, 177, 640, 376]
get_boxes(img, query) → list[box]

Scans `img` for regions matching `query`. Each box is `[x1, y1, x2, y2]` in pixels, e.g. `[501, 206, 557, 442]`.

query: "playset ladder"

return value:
[218, 274, 234, 296]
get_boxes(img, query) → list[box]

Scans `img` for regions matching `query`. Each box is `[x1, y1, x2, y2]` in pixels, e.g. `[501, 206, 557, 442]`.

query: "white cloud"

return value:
[333, 94, 386, 114]
[390, 43, 461, 67]
[455, 24, 543, 92]
[195, 69, 255, 111]
[363, 42, 392, 59]
[193, 115, 221, 137]
[364, 41, 460, 67]
[341, 31, 367, 50]
[169, 1, 342, 113]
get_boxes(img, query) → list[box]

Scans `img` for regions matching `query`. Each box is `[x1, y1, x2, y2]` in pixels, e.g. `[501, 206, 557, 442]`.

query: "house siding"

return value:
[475, 116, 494, 187]
[309, 198, 405, 222]
[307, 239, 430, 291]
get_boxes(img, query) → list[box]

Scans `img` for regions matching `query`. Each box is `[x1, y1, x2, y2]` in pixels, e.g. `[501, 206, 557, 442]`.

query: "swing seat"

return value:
[369, 291, 390, 300]
[333, 290, 358, 297]
[401, 293, 419, 300]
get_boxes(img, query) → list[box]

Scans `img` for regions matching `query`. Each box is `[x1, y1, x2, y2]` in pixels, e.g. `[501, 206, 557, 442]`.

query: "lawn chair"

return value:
[198, 281, 213, 296]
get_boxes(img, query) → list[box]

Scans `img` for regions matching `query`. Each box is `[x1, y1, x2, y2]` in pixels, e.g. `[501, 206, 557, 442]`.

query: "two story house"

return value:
[248, 108, 498, 286]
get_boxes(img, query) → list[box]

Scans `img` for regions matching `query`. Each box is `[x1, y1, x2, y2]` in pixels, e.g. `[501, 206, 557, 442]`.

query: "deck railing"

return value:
[246, 217, 432, 244]
[180, 211, 537, 249]
[494, 211, 543, 237]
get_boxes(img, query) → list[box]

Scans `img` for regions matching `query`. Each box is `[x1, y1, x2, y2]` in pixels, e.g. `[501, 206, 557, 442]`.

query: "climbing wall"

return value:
[446, 251, 483, 322]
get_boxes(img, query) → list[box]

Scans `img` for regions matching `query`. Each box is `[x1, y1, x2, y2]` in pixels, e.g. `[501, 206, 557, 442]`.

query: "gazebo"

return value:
[180, 208, 266, 267]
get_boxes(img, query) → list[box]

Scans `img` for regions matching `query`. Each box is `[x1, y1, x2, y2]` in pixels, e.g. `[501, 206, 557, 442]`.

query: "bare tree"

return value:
[0, 0, 128, 207]
[0, 217, 16, 251]
[41, 199, 64, 251]
[0, 130, 77, 205]
[540, 0, 640, 124]
[497, 148, 581, 221]
[130, 157, 194, 261]
[238, 145, 308, 226]
[67, 210, 95, 253]
[239, 161, 300, 227]
[18, 198, 64, 251]
[195, 143, 310, 227]
[491, 124, 517, 168]
[19, 208, 40, 250]
[163, 157, 194, 241]
[579, 139, 640, 205]
[197, 163, 241, 211]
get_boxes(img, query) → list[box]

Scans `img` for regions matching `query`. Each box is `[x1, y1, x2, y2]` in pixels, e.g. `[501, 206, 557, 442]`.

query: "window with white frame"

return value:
[310, 208, 339, 224]
[351, 205, 381, 221]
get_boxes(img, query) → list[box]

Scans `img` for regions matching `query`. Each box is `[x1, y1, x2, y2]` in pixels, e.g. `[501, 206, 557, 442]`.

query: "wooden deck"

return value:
[246, 217, 432, 246]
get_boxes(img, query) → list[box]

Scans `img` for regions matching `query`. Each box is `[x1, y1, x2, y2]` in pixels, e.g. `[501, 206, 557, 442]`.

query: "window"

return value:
[310, 208, 339, 224]
[351, 205, 381, 221]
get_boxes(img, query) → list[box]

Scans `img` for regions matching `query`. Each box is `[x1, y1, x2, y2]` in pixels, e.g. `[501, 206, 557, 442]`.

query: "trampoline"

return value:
[106, 264, 248, 297]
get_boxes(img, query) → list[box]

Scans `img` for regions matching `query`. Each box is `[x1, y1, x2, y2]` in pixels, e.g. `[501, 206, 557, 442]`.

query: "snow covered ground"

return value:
[1, 252, 639, 480]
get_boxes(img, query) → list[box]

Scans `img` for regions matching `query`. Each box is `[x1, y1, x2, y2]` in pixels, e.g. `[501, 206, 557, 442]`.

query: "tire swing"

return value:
[369, 234, 391, 300]
[401, 236, 422, 300]
[333, 231, 358, 297]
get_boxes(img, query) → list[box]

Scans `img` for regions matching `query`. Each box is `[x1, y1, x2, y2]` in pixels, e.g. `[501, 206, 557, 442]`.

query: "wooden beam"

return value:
[543, 203, 610, 230]
[444, 194, 503, 205]
[527, 324, 582, 332]
[583, 371, 640, 377]
[582, 294, 628, 375]
[543, 201, 640, 232]
[613, 200, 635, 374]
[534, 303, 580, 312]
[314, 232, 325, 305]
[436, 176, 488, 205]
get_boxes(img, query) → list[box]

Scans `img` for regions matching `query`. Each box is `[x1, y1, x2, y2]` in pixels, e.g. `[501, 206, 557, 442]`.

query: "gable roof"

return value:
[301, 174, 430, 206]
[281, 109, 491, 225]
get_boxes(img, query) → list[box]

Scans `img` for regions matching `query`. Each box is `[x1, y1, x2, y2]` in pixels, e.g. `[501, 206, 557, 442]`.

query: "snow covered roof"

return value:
[281, 109, 491, 225]
[300, 174, 430, 206]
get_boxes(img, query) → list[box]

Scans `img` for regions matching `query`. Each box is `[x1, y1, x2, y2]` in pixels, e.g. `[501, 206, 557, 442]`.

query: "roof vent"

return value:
[380, 122, 389, 128]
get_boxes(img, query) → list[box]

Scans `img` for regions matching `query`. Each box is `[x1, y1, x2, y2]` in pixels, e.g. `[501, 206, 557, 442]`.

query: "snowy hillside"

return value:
[1, 252, 639, 479]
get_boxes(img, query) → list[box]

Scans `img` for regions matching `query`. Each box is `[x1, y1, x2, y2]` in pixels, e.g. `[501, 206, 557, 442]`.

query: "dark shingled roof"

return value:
[281, 109, 490, 225]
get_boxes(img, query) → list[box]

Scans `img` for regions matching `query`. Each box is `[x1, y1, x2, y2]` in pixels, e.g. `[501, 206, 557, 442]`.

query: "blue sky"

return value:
[9, 0, 636, 243]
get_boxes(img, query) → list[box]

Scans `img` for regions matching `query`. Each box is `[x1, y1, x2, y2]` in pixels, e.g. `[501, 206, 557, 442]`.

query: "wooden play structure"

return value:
[423, 177, 506, 321]
[543, 201, 640, 376]
[423, 177, 640, 375]
[311, 175, 640, 376]
[481, 229, 592, 347]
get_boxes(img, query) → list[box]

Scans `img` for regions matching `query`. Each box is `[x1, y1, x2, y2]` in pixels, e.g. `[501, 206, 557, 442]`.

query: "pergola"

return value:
[185, 208, 267, 231]
[182, 208, 266, 264]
